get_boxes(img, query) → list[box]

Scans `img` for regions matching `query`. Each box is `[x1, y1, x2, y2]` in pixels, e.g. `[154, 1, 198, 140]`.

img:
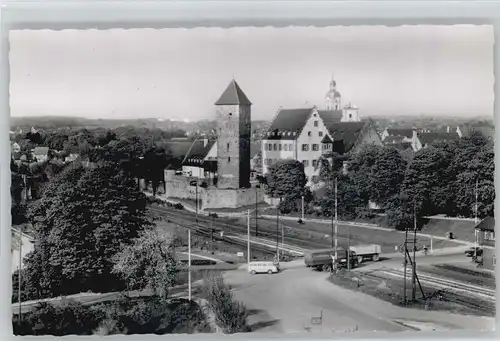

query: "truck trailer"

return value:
[304, 248, 358, 271]
[349, 244, 382, 264]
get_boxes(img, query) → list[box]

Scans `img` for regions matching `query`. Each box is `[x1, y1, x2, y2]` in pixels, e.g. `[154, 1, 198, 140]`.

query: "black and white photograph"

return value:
[9, 25, 495, 335]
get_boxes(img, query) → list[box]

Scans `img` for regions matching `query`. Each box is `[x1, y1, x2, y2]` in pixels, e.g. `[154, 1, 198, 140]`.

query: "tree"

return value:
[112, 227, 181, 300]
[265, 160, 307, 213]
[24, 162, 153, 297]
[368, 147, 407, 208]
[402, 147, 455, 216]
[265, 159, 307, 199]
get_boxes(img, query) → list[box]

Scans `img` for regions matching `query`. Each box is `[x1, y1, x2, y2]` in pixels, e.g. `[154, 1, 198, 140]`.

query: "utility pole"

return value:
[18, 174, 28, 319]
[412, 201, 417, 301]
[334, 177, 338, 257]
[195, 180, 199, 222]
[188, 229, 192, 301]
[276, 197, 281, 260]
[281, 221, 285, 256]
[403, 227, 408, 306]
[474, 178, 479, 259]
[247, 209, 251, 265]
[347, 225, 351, 271]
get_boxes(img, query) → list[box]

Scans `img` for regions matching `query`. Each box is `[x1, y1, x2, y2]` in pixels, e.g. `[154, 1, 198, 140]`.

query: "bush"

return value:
[174, 203, 184, 210]
[13, 299, 99, 336]
[297, 218, 304, 224]
[203, 274, 249, 334]
[209, 213, 219, 219]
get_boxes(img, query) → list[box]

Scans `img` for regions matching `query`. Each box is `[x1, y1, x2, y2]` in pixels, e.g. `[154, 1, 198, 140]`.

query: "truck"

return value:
[349, 244, 382, 264]
[304, 248, 358, 271]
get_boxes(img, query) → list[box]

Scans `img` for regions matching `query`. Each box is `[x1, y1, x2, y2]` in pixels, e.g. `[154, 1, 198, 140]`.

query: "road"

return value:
[222, 260, 495, 333]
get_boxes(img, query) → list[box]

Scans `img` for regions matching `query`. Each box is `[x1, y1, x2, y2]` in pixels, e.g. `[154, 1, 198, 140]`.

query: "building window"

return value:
[279, 144, 282, 151]
[229, 113, 232, 116]
[314, 121, 318, 127]
[228, 157, 231, 163]
[273, 143, 277, 151]
[301, 144, 309, 151]
[289, 143, 293, 150]
[268, 143, 272, 150]
[312, 160, 317, 168]
[227, 143, 230, 151]
[485, 231, 495, 241]
[308, 131, 312, 136]
[303, 160, 309, 167]
[312, 144, 319, 151]
[349, 113, 352, 119]
[323, 143, 331, 150]
[284, 144, 288, 151]
[319, 131, 323, 137]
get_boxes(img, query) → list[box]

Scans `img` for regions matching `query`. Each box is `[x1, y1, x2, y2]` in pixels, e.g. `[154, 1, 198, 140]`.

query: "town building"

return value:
[10, 141, 21, 154]
[33, 147, 49, 163]
[474, 217, 495, 269]
[261, 77, 382, 183]
[457, 125, 495, 140]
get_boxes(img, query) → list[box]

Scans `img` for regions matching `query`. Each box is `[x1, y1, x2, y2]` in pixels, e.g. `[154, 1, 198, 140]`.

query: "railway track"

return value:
[150, 205, 320, 252]
[379, 268, 496, 301]
[358, 271, 495, 316]
[149, 206, 306, 256]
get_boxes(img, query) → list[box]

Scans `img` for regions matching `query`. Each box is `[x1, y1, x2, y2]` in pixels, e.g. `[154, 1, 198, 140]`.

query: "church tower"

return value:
[215, 80, 252, 189]
[325, 76, 342, 110]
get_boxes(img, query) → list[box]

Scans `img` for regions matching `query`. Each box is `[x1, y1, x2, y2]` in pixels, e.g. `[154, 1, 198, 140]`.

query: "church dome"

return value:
[325, 89, 341, 99]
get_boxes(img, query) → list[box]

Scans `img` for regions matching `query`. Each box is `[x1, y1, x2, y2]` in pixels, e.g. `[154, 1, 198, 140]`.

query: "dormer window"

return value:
[229, 113, 233, 116]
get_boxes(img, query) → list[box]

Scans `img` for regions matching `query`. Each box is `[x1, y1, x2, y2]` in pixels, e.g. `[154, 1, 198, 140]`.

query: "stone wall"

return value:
[164, 169, 265, 210]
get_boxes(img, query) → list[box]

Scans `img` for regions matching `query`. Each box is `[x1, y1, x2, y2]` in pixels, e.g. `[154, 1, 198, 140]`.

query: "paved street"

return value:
[223, 260, 496, 334]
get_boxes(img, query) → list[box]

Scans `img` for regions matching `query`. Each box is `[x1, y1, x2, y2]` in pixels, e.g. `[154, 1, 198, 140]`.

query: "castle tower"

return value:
[215, 80, 252, 189]
[325, 76, 342, 110]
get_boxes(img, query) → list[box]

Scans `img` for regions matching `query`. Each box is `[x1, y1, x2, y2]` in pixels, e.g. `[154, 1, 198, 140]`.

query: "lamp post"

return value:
[276, 197, 282, 260]
[474, 178, 479, 259]
[301, 195, 305, 221]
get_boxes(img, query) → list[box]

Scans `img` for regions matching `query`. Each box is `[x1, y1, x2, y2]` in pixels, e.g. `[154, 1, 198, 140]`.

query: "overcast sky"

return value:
[9, 25, 494, 121]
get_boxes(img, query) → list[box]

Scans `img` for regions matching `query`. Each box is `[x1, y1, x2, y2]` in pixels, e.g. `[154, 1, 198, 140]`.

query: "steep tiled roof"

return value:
[324, 121, 368, 152]
[266, 108, 313, 140]
[475, 217, 494, 232]
[418, 132, 460, 146]
[215, 80, 252, 106]
[182, 139, 216, 167]
[317, 110, 343, 124]
[167, 141, 193, 158]
[384, 135, 405, 144]
[386, 128, 414, 139]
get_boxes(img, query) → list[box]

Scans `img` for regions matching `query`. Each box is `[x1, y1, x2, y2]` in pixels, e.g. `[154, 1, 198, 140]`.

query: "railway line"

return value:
[150, 205, 324, 251]
[358, 271, 495, 316]
[379, 268, 496, 301]
[149, 206, 308, 257]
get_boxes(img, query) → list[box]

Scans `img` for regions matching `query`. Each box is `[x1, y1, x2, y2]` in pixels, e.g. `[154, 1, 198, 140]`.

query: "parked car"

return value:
[248, 261, 280, 275]
[465, 246, 483, 257]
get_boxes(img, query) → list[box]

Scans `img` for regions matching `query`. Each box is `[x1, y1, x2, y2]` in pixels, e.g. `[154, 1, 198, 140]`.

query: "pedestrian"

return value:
[330, 254, 338, 273]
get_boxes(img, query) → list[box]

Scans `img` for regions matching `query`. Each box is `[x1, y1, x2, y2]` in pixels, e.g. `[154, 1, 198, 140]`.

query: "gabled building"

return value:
[33, 147, 49, 163]
[181, 138, 217, 181]
[10, 141, 21, 154]
[261, 106, 382, 183]
[474, 217, 495, 269]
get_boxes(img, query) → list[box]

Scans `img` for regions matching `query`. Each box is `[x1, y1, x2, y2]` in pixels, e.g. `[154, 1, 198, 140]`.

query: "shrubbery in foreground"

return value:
[203, 274, 249, 334]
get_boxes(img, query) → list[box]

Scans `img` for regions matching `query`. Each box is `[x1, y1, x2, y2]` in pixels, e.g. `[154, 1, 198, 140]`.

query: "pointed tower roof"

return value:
[215, 80, 252, 106]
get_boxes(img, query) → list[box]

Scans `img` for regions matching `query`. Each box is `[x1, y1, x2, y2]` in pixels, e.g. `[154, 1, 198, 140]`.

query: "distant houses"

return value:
[381, 124, 494, 151]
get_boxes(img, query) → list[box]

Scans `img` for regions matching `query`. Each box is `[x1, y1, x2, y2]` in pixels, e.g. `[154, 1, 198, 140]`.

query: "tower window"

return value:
[349, 114, 352, 119]
[273, 143, 277, 151]
[228, 157, 231, 163]
[229, 113, 232, 116]
[227, 143, 230, 151]
[279, 144, 282, 151]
